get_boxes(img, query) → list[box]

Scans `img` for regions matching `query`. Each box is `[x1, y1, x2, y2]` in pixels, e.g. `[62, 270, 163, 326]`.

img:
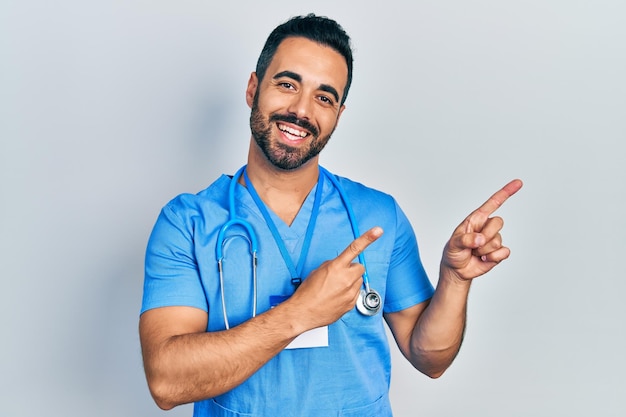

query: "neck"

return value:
[244, 139, 320, 225]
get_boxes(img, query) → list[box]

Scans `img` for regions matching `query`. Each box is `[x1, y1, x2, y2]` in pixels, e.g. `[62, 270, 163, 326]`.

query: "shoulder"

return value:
[329, 171, 397, 210]
[163, 174, 230, 215]
[153, 174, 232, 232]
[321, 168, 407, 236]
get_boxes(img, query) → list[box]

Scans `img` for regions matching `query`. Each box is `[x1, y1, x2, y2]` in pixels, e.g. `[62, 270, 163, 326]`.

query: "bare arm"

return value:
[140, 303, 302, 409]
[386, 179, 523, 378]
[139, 227, 383, 410]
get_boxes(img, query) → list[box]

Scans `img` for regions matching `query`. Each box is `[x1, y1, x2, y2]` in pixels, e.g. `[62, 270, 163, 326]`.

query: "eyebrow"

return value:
[273, 70, 340, 103]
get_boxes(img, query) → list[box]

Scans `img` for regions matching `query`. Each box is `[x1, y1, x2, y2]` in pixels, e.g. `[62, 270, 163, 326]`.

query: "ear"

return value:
[336, 104, 346, 124]
[245, 72, 258, 108]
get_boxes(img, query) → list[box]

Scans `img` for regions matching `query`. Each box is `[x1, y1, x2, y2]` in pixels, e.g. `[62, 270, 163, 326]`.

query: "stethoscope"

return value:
[216, 165, 381, 329]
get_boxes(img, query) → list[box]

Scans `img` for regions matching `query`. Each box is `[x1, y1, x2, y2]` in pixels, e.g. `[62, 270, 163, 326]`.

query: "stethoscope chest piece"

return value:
[218, 165, 383, 326]
[356, 288, 382, 316]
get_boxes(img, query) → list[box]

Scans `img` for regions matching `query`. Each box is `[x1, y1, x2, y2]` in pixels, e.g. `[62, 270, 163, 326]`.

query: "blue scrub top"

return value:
[142, 169, 434, 416]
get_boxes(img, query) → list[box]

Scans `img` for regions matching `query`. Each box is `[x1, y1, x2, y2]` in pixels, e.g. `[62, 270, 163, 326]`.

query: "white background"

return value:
[1, 1, 624, 416]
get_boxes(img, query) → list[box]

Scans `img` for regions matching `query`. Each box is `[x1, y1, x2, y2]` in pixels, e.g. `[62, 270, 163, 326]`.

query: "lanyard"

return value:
[243, 167, 324, 288]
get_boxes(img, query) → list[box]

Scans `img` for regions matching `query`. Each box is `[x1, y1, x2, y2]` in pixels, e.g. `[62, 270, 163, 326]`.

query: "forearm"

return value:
[142, 303, 304, 409]
[141, 229, 380, 409]
[410, 266, 471, 378]
[403, 179, 522, 378]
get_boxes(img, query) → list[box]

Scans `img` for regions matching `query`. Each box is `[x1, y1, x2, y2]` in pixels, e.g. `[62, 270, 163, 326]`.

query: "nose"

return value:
[286, 92, 312, 120]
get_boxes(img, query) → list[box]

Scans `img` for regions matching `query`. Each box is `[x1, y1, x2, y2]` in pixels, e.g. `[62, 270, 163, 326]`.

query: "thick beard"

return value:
[250, 100, 334, 171]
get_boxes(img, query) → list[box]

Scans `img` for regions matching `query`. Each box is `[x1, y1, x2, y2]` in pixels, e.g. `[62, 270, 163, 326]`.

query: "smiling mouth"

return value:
[277, 123, 309, 141]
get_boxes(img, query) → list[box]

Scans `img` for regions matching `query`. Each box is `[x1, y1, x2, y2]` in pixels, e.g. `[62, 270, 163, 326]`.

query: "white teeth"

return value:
[278, 123, 307, 138]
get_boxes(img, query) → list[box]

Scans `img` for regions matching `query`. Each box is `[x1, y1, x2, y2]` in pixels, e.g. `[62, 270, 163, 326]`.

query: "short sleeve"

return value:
[141, 198, 208, 314]
[383, 202, 435, 313]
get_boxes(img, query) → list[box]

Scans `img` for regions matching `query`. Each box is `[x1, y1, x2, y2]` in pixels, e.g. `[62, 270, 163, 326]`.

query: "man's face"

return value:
[247, 37, 347, 171]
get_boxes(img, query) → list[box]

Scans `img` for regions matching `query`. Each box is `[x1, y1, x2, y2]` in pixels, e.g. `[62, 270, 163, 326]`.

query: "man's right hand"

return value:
[287, 226, 384, 329]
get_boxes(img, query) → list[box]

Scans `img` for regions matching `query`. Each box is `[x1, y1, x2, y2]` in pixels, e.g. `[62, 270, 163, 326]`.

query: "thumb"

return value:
[449, 219, 486, 252]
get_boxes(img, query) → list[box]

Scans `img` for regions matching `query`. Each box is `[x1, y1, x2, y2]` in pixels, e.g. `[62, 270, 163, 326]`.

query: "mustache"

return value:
[269, 113, 319, 138]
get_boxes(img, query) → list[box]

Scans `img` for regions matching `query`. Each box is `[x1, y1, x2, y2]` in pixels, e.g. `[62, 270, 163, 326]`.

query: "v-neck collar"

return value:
[234, 174, 320, 239]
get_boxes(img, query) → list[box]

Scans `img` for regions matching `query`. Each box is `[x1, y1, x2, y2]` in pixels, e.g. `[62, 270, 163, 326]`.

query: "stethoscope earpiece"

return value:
[356, 288, 382, 316]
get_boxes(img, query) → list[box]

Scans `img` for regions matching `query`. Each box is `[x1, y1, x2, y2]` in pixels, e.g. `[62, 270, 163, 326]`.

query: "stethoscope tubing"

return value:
[216, 166, 259, 329]
[318, 167, 373, 293]
[216, 165, 380, 328]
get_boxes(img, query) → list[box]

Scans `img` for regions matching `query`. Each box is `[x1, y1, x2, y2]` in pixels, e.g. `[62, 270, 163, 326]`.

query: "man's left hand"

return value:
[442, 179, 523, 281]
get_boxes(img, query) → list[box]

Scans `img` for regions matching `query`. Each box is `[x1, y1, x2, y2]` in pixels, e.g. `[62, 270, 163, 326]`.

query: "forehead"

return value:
[266, 37, 348, 93]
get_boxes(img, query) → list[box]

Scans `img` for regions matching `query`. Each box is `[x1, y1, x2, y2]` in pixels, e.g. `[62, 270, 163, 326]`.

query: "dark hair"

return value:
[255, 13, 354, 105]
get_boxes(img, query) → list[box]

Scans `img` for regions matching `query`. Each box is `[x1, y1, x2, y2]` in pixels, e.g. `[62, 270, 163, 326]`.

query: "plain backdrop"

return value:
[1, 1, 624, 416]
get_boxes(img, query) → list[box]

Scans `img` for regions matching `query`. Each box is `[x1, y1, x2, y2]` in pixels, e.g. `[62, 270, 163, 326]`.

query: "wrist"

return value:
[271, 297, 312, 337]
[439, 265, 472, 290]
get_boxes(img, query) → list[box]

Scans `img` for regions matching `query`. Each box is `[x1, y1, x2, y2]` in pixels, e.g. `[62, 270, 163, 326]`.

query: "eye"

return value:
[279, 82, 295, 90]
[318, 95, 334, 105]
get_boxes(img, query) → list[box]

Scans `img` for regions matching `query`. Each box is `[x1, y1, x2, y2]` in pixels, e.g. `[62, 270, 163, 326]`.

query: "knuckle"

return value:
[348, 241, 361, 255]
[492, 216, 504, 228]
[352, 263, 365, 276]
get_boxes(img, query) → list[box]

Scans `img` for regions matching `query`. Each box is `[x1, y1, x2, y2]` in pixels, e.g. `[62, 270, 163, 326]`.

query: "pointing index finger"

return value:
[337, 227, 384, 265]
[470, 179, 523, 223]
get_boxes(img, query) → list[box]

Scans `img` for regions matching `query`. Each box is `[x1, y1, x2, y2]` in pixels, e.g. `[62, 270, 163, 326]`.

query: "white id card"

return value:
[285, 326, 329, 349]
[270, 295, 329, 349]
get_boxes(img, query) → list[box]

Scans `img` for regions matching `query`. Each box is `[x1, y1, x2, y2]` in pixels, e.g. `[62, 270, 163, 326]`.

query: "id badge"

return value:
[270, 295, 329, 349]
